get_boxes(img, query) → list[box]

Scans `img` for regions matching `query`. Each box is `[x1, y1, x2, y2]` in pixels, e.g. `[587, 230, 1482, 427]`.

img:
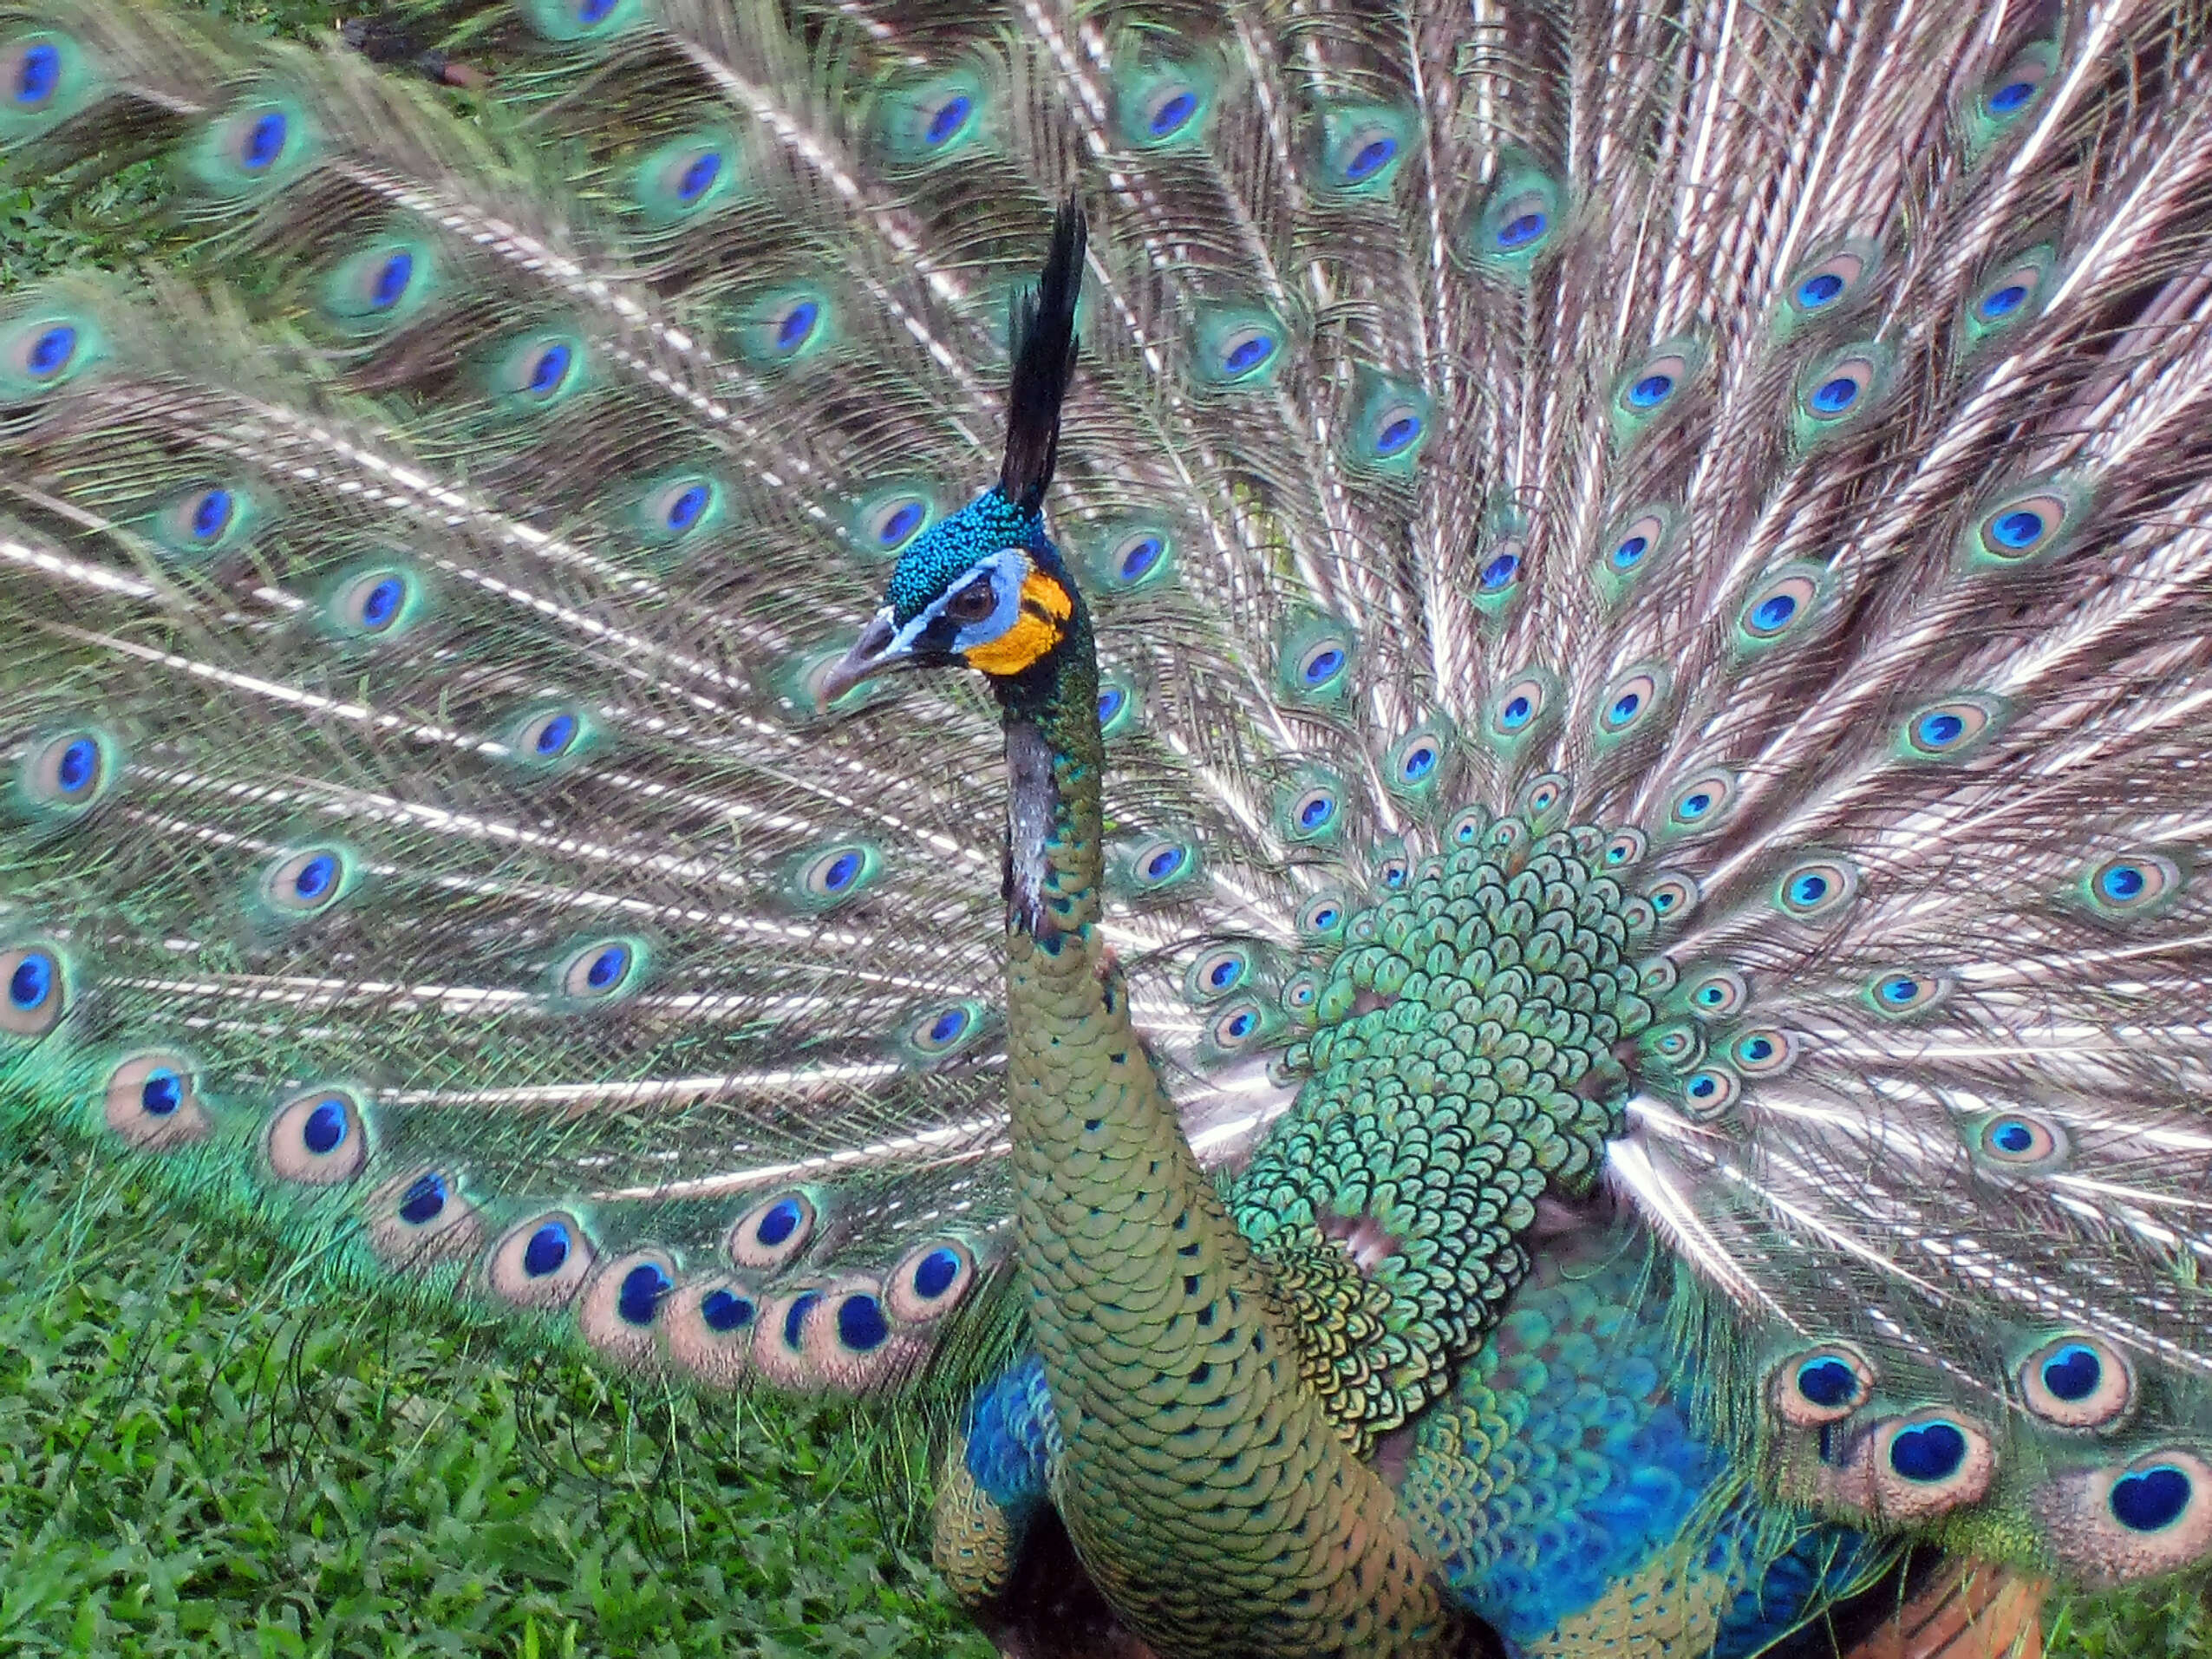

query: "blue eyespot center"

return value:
[536, 714, 579, 756]
[927, 1008, 969, 1045]
[1879, 976, 1920, 1005]
[361, 576, 405, 629]
[1687, 1073, 1718, 1100]
[25, 323, 75, 379]
[2111, 1466, 2191, 1532]
[1988, 80, 2039, 115]
[1310, 906, 1339, 930]
[1302, 646, 1344, 685]
[1480, 552, 1519, 591]
[1989, 1118, 2037, 1155]
[701, 1288, 755, 1331]
[838, 1293, 890, 1350]
[914, 1247, 962, 1299]
[1497, 211, 1546, 250]
[140, 1068, 182, 1116]
[782, 1290, 819, 1348]
[879, 501, 923, 547]
[823, 852, 862, 892]
[1797, 272, 1845, 309]
[55, 736, 98, 795]
[370, 251, 413, 310]
[585, 944, 630, 990]
[399, 1172, 447, 1225]
[1790, 873, 1830, 905]
[1097, 688, 1126, 723]
[1207, 958, 1241, 990]
[757, 1197, 804, 1247]
[526, 343, 572, 397]
[675, 151, 722, 204]
[1612, 534, 1649, 569]
[1401, 745, 1438, 781]
[192, 489, 235, 543]
[16, 42, 59, 105]
[578, 0, 618, 21]
[1345, 135, 1396, 182]
[523, 1221, 571, 1277]
[1299, 794, 1334, 830]
[666, 483, 710, 532]
[242, 111, 288, 173]
[1753, 594, 1798, 631]
[1679, 791, 1713, 819]
[2099, 864, 2146, 902]
[1223, 332, 1276, 376]
[1980, 283, 2028, 320]
[302, 1096, 349, 1154]
[1502, 695, 1532, 728]
[776, 300, 820, 353]
[2042, 1344, 2103, 1402]
[1149, 90, 1196, 137]
[1225, 1011, 1255, 1039]
[1797, 1357, 1857, 1408]
[617, 1261, 671, 1325]
[1119, 536, 1164, 580]
[1889, 1421, 1967, 1483]
[1145, 846, 1185, 881]
[1628, 373, 1674, 408]
[8, 951, 53, 1009]
[292, 852, 337, 901]
[1918, 712, 1966, 748]
[1609, 693, 1640, 724]
[1811, 375, 1860, 414]
[1375, 415, 1421, 455]
[925, 95, 972, 147]
[1992, 508, 2046, 548]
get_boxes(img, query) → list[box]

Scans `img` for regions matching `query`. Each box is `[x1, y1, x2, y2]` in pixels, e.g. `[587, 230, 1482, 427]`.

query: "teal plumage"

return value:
[5, 1, 2212, 1653]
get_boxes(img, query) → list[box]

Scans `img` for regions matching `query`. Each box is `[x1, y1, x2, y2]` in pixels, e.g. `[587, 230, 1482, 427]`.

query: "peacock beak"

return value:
[820, 609, 910, 701]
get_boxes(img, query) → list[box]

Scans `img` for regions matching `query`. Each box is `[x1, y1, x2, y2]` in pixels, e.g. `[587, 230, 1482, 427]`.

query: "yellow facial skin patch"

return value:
[964, 566, 1073, 677]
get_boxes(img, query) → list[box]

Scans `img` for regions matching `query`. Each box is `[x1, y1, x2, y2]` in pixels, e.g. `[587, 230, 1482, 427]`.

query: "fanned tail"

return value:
[4, 0, 2212, 1625]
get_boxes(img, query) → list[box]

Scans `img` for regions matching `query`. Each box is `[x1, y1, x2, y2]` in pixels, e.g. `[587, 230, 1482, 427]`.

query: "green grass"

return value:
[0, 1140, 995, 1658]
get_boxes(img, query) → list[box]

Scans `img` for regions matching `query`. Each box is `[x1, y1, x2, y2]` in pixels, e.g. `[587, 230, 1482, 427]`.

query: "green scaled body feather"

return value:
[5, 1, 2212, 1656]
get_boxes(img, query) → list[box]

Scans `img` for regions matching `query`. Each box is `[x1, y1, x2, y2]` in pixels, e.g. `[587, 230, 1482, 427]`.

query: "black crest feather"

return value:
[1000, 198, 1086, 511]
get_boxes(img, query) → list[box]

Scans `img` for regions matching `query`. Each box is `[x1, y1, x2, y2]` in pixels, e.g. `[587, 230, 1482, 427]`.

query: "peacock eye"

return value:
[23, 728, 113, 811]
[513, 707, 590, 763]
[0, 942, 66, 1037]
[1802, 352, 1879, 421]
[558, 937, 645, 1001]
[947, 578, 997, 623]
[9, 38, 63, 108]
[1141, 84, 1199, 141]
[1603, 827, 1647, 868]
[331, 567, 421, 638]
[1680, 1067, 1738, 1118]
[263, 846, 350, 916]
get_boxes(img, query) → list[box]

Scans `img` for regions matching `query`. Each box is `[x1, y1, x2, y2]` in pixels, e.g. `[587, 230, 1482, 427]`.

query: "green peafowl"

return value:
[3, 1, 2211, 1654]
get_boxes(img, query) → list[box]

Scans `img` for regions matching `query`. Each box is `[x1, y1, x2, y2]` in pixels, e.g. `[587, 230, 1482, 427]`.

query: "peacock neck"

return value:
[989, 610, 1458, 1659]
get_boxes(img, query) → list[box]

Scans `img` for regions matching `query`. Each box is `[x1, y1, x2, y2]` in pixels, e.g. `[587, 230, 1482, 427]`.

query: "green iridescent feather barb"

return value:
[1, 0, 2209, 1654]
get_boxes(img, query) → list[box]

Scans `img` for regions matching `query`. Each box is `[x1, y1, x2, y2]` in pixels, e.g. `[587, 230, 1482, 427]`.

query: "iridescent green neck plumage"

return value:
[989, 611, 1459, 1659]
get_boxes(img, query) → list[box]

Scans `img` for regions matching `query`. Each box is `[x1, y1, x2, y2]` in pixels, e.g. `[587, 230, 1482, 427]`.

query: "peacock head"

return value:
[820, 488, 1080, 698]
[822, 199, 1088, 704]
